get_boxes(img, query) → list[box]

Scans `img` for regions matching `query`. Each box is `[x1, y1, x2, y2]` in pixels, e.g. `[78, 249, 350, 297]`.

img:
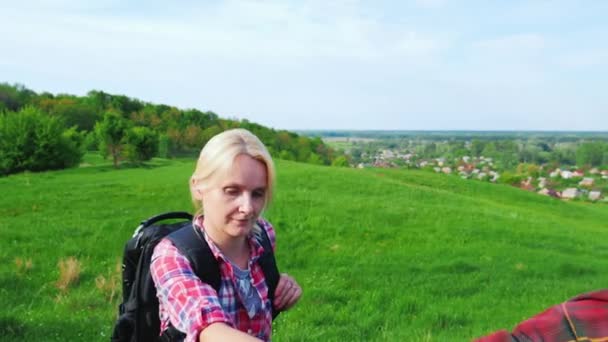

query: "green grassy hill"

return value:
[1, 157, 607, 341]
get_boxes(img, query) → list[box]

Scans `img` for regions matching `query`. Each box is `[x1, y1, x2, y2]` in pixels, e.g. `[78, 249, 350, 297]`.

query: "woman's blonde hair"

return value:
[190, 128, 275, 216]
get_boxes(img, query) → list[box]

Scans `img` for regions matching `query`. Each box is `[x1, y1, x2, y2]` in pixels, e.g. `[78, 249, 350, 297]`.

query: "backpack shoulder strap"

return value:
[169, 222, 282, 320]
[256, 225, 281, 319]
[167, 224, 221, 292]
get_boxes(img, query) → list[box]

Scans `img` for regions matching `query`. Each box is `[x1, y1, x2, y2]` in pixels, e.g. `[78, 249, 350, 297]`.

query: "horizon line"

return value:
[293, 129, 608, 133]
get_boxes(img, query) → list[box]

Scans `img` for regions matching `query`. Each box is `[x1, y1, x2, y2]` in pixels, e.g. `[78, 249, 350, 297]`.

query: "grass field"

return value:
[1, 155, 607, 341]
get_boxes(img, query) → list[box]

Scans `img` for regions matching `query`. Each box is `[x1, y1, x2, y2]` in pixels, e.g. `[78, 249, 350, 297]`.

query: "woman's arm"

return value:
[151, 239, 231, 341]
[199, 322, 263, 342]
[274, 273, 302, 311]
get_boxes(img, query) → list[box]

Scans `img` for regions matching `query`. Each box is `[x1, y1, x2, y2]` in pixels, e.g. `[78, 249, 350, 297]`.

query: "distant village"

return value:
[356, 150, 608, 203]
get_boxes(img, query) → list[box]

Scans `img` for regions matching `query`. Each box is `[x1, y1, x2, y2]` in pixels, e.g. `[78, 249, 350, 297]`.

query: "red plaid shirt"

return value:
[476, 289, 608, 342]
[150, 216, 276, 342]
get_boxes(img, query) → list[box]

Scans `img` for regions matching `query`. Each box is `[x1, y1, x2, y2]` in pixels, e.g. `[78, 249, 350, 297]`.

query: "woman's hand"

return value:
[199, 323, 262, 342]
[274, 273, 302, 311]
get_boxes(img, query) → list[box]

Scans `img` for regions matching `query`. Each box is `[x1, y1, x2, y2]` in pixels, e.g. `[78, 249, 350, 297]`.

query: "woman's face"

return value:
[196, 154, 268, 240]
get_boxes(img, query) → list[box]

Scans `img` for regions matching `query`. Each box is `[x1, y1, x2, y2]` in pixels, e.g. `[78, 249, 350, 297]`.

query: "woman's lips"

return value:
[232, 218, 251, 225]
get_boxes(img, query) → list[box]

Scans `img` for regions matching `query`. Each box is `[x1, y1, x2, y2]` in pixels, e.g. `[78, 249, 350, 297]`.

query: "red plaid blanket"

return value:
[475, 289, 608, 342]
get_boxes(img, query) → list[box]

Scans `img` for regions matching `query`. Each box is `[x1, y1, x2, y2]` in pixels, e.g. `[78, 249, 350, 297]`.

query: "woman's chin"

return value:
[228, 221, 253, 237]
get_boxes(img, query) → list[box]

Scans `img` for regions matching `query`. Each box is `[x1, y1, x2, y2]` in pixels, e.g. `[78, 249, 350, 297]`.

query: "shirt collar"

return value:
[193, 215, 265, 263]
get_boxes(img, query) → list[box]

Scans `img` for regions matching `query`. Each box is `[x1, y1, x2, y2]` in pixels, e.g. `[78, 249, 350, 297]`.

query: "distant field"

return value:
[299, 130, 608, 140]
[322, 137, 377, 142]
[1, 155, 607, 341]
[322, 137, 376, 151]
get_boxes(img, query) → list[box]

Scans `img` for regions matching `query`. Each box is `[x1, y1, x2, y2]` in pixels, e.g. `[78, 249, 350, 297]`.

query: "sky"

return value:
[1, 0, 607, 131]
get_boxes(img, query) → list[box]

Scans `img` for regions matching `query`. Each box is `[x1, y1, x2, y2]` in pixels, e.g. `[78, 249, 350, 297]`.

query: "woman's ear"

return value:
[191, 178, 204, 201]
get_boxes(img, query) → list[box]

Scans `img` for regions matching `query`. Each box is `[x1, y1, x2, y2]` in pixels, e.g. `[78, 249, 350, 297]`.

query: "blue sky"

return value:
[1, 0, 607, 131]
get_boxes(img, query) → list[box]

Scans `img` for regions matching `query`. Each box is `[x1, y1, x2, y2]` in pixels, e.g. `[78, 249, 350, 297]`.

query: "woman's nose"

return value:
[238, 194, 254, 214]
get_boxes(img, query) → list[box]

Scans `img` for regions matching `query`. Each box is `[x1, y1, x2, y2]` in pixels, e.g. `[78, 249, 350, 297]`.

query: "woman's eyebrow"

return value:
[222, 183, 242, 191]
[222, 183, 266, 190]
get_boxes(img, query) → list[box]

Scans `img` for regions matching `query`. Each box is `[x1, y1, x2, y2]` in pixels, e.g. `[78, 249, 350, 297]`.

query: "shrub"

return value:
[279, 150, 295, 161]
[83, 131, 99, 151]
[331, 155, 350, 167]
[0, 107, 84, 175]
[499, 171, 526, 186]
[123, 126, 159, 163]
[307, 153, 324, 165]
[516, 163, 540, 177]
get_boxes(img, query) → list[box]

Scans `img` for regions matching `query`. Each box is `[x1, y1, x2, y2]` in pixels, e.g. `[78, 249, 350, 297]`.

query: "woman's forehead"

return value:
[214, 154, 268, 188]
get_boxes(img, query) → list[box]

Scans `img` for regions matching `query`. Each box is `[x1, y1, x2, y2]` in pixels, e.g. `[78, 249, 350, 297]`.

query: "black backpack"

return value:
[111, 212, 281, 342]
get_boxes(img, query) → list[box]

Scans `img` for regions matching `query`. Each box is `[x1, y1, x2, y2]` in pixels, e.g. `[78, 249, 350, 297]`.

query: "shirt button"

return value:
[247, 329, 253, 335]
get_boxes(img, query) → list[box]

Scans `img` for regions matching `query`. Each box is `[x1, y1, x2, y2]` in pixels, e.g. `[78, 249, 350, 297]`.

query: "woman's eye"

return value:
[224, 188, 239, 196]
[253, 190, 265, 198]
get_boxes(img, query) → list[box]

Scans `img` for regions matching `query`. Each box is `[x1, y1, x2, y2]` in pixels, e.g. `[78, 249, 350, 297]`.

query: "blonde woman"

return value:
[151, 128, 302, 342]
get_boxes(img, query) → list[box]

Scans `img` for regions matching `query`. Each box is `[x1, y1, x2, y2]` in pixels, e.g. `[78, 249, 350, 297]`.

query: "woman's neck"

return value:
[203, 223, 249, 268]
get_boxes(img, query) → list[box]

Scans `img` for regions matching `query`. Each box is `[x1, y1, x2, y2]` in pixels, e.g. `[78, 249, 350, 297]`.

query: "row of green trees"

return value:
[466, 139, 608, 169]
[0, 83, 344, 175]
[349, 137, 608, 170]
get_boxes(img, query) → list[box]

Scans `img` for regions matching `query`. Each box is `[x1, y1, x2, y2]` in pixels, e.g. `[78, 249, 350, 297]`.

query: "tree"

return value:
[59, 127, 86, 167]
[0, 107, 84, 175]
[470, 139, 486, 157]
[350, 147, 363, 162]
[123, 126, 158, 163]
[83, 131, 99, 151]
[496, 140, 519, 169]
[166, 127, 185, 153]
[481, 142, 497, 158]
[183, 124, 203, 149]
[86, 90, 112, 111]
[315, 142, 333, 165]
[295, 136, 312, 162]
[0, 83, 36, 112]
[550, 145, 576, 165]
[42, 97, 99, 131]
[109, 94, 143, 116]
[279, 150, 295, 161]
[160, 107, 182, 130]
[95, 111, 128, 168]
[183, 109, 218, 128]
[516, 163, 540, 177]
[275, 131, 293, 149]
[448, 141, 467, 158]
[158, 134, 170, 158]
[423, 142, 437, 157]
[576, 142, 606, 167]
[331, 155, 350, 167]
[307, 153, 323, 165]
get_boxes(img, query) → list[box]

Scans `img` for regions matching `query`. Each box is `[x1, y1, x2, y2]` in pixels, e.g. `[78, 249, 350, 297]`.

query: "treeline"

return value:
[448, 139, 608, 169]
[349, 137, 608, 170]
[304, 130, 608, 142]
[0, 83, 345, 175]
